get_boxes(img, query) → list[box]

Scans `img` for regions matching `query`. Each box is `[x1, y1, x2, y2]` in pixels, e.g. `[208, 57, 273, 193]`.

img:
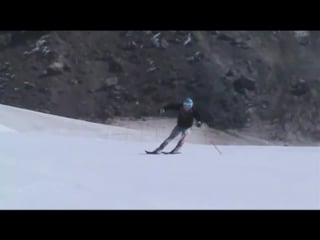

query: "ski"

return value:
[162, 151, 181, 154]
[145, 150, 181, 155]
[145, 150, 160, 154]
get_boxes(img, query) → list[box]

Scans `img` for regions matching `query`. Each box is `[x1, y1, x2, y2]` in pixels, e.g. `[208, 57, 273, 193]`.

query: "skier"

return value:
[146, 97, 202, 154]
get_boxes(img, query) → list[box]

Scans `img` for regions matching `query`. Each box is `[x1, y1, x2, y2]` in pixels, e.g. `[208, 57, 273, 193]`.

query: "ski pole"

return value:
[211, 141, 222, 155]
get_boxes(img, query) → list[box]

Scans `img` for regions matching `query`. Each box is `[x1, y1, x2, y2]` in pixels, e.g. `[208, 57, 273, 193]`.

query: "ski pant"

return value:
[156, 125, 191, 152]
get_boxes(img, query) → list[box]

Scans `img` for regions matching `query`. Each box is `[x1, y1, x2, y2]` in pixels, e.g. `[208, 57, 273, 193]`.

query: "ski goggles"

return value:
[183, 102, 193, 109]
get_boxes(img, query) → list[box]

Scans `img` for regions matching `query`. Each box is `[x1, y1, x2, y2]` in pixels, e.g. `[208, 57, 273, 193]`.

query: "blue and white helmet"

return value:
[183, 97, 193, 108]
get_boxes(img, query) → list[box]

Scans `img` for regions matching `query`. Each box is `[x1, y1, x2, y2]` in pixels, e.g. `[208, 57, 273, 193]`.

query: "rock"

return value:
[47, 61, 65, 74]
[107, 56, 123, 73]
[151, 33, 161, 48]
[42, 109, 51, 114]
[141, 85, 157, 93]
[160, 38, 169, 49]
[146, 67, 157, 73]
[0, 33, 12, 49]
[128, 54, 141, 64]
[38, 87, 49, 93]
[152, 32, 161, 39]
[146, 58, 154, 66]
[235, 41, 250, 49]
[24, 81, 36, 89]
[226, 69, 235, 77]
[32, 65, 40, 71]
[125, 31, 133, 38]
[151, 39, 160, 48]
[24, 35, 52, 56]
[114, 85, 122, 91]
[293, 31, 310, 45]
[70, 79, 79, 85]
[120, 41, 138, 51]
[63, 61, 71, 71]
[104, 76, 119, 87]
[210, 31, 219, 35]
[39, 70, 49, 77]
[246, 60, 255, 74]
[168, 37, 183, 44]
[176, 31, 189, 36]
[119, 31, 128, 38]
[0, 64, 9, 72]
[46, 55, 70, 75]
[195, 51, 202, 58]
[233, 76, 256, 94]
[186, 56, 195, 63]
[186, 51, 203, 63]
[112, 89, 121, 96]
[184, 33, 192, 46]
[41, 46, 52, 56]
[216, 33, 235, 42]
[290, 79, 309, 96]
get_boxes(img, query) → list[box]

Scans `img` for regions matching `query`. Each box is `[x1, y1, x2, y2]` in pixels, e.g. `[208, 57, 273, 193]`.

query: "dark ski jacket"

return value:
[162, 103, 201, 129]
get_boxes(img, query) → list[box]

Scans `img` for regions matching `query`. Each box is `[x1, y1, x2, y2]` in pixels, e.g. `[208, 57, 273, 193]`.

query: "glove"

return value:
[159, 108, 165, 114]
[196, 121, 202, 128]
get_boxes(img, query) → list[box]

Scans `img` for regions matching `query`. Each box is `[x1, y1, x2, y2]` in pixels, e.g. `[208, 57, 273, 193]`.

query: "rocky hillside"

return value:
[1, 31, 320, 142]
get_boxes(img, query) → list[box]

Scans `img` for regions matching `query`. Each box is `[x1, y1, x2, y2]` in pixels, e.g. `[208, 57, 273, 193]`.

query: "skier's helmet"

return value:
[183, 97, 193, 110]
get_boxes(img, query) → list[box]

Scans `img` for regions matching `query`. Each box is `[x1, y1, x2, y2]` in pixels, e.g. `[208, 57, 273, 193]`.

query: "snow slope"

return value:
[0, 104, 319, 209]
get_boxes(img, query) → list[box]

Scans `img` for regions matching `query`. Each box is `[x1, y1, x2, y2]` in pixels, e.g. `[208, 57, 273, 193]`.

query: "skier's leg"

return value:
[154, 126, 181, 152]
[170, 128, 191, 153]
